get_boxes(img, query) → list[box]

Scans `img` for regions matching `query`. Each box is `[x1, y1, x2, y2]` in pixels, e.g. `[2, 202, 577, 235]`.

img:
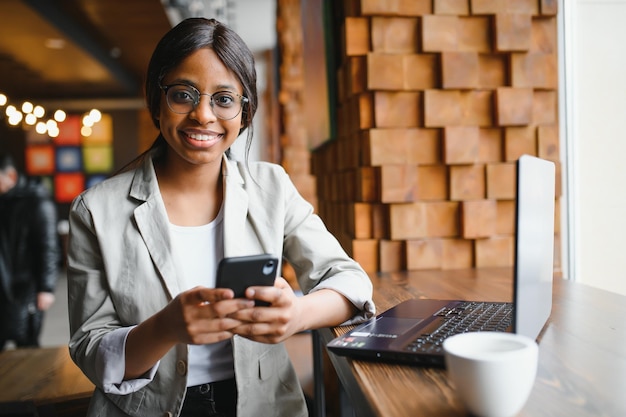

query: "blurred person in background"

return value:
[0, 152, 60, 350]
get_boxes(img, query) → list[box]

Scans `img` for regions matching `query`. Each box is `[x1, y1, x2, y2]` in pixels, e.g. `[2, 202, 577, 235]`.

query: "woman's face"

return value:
[158, 47, 245, 168]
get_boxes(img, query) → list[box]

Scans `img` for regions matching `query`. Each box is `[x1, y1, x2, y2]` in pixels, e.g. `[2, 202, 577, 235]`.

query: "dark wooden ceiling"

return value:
[0, 0, 172, 102]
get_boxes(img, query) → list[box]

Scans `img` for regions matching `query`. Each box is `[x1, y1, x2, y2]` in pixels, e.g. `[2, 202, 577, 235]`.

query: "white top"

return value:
[97, 207, 234, 393]
[168, 207, 234, 386]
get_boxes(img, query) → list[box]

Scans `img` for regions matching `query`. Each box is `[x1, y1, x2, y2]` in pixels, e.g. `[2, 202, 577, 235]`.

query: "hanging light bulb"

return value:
[48, 125, 60, 137]
[0, 94, 7, 106]
[82, 114, 95, 127]
[36, 121, 47, 134]
[33, 105, 45, 118]
[21, 101, 33, 114]
[54, 109, 66, 122]
[25, 113, 37, 125]
[89, 108, 102, 123]
[8, 111, 23, 125]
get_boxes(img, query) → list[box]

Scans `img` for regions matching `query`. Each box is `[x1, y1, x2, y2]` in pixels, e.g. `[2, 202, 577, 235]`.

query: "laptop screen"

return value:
[513, 155, 556, 340]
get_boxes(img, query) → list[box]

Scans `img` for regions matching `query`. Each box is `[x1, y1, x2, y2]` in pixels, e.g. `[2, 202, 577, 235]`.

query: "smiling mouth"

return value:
[187, 132, 222, 141]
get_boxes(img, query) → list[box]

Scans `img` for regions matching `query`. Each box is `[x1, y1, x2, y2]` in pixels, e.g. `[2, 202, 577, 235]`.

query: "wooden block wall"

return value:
[276, 0, 318, 209]
[276, 0, 317, 289]
[311, 0, 560, 273]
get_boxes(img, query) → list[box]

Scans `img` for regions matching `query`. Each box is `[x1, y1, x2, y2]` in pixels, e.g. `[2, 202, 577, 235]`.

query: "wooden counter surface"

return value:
[319, 268, 626, 417]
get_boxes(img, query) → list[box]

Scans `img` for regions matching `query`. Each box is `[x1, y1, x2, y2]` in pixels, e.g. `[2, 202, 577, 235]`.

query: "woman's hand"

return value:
[161, 286, 256, 345]
[228, 278, 358, 345]
[228, 277, 304, 344]
[124, 286, 254, 379]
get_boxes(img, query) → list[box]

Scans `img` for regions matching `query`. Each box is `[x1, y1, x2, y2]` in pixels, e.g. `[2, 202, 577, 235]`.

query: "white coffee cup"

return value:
[443, 332, 539, 417]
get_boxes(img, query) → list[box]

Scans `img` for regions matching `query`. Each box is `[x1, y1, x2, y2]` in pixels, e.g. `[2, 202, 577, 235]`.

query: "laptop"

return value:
[327, 154, 556, 367]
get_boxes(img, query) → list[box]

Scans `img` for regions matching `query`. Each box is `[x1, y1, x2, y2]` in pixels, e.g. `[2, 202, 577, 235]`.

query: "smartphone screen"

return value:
[216, 254, 279, 306]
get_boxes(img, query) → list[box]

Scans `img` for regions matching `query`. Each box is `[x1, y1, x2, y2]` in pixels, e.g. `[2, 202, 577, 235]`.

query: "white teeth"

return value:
[188, 133, 218, 141]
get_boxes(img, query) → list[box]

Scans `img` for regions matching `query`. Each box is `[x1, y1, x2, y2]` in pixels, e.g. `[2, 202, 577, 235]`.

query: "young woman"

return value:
[67, 18, 375, 417]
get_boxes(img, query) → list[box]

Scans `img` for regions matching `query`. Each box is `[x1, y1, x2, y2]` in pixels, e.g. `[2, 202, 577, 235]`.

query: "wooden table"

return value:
[0, 346, 94, 416]
[316, 268, 626, 417]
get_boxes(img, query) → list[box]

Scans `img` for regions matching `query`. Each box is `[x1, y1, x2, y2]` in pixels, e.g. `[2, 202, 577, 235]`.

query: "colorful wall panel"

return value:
[24, 113, 113, 203]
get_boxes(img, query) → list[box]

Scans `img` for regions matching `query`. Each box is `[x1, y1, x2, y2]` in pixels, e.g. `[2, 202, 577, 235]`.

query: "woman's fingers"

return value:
[167, 287, 255, 344]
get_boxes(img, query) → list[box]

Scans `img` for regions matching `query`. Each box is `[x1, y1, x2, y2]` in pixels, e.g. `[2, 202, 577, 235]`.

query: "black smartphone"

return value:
[216, 254, 279, 306]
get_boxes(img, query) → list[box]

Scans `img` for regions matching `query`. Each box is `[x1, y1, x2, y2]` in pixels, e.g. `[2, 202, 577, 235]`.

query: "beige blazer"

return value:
[67, 153, 375, 417]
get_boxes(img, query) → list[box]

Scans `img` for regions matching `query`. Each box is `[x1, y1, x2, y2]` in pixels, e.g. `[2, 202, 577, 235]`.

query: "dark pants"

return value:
[0, 296, 42, 351]
[181, 379, 237, 417]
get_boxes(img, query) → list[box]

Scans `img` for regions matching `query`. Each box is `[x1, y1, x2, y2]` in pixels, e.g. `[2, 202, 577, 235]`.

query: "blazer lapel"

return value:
[130, 157, 181, 299]
[222, 157, 251, 257]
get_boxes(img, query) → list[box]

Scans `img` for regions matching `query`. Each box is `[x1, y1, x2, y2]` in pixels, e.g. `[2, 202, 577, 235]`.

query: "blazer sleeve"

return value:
[279, 170, 376, 324]
[66, 194, 122, 387]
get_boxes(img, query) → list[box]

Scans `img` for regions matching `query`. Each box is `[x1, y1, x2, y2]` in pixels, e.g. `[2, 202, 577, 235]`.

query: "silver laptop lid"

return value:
[514, 155, 556, 339]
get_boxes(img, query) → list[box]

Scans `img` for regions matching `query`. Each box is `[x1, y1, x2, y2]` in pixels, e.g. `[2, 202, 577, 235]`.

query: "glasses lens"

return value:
[165, 85, 197, 114]
[163, 85, 245, 120]
[212, 92, 241, 120]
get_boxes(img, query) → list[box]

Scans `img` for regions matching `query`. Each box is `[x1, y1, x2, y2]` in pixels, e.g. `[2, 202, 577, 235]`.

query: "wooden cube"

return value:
[533, 90, 557, 125]
[344, 17, 370, 56]
[424, 89, 463, 127]
[495, 87, 533, 126]
[403, 54, 439, 90]
[479, 54, 508, 88]
[356, 166, 379, 202]
[507, 0, 539, 14]
[511, 52, 558, 88]
[406, 239, 443, 270]
[442, 238, 474, 269]
[504, 126, 536, 162]
[531, 17, 557, 53]
[347, 56, 367, 96]
[486, 163, 516, 199]
[470, 0, 504, 14]
[461, 199, 497, 238]
[348, 202, 373, 238]
[380, 165, 418, 203]
[371, 17, 419, 53]
[351, 239, 379, 272]
[458, 17, 491, 52]
[475, 236, 514, 267]
[379, 239, 406, 272]
[361, 0, 433, 16]
[479, 128, 503, 163]
[407, 128, 441, 164]
[434, 0, 470, 15]
[495, 14, 532, 52]
[417, 165, 448, 201]
[367, 53, 404, 90]
[537, 125, 559, 162]
[441, 52, 480, 89]
[444, 126, 480, 164]
[540, 0, 558, 16]
[496, 200, 516, 234]
[462, 90, 494, 126]
[422, 15, 458, 52]
[372, 203, 388, 238]
[449, 165, 486, 200]
[356, 92, 374, 131]
[374, 91, 421, 127]
[389, 203, 426, 240]
[363, 129, 409, 165]
[425, 201, 460, 237]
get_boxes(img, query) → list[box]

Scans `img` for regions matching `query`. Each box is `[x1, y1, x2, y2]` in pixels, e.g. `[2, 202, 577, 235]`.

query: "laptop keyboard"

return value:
[405, 301, 513, 354]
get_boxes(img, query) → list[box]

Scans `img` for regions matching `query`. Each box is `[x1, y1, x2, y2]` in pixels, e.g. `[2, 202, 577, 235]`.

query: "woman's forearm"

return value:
[298, 289, 357, 331]
[124, 311, 177, 379]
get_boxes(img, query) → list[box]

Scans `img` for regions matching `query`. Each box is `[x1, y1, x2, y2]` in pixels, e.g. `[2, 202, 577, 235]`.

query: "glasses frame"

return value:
[159, 83, 249, 120]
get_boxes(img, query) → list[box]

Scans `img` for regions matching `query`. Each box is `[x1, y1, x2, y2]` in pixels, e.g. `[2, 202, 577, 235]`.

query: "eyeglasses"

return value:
[160, 83, 248, 120]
